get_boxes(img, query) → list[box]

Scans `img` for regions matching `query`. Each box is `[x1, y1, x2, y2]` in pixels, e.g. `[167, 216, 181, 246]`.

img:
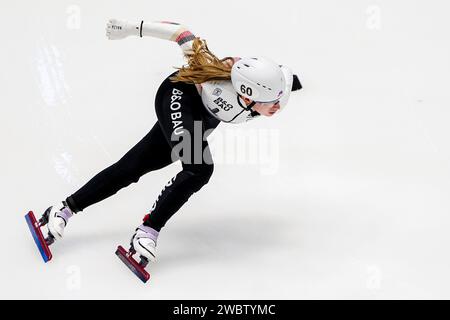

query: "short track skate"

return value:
[115, 245, 150, 283]
[24, 209, 55, 262]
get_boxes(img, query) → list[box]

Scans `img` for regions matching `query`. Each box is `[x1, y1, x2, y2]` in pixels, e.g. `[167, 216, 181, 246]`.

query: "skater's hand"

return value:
[106, 19, 139, 40]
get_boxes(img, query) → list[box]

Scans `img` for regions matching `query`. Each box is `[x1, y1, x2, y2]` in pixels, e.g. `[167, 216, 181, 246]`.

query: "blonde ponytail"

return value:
[170, 38, 234, 84]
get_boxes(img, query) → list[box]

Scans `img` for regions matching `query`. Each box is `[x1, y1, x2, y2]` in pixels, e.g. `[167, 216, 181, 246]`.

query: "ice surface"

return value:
[1, 0, 450, 299]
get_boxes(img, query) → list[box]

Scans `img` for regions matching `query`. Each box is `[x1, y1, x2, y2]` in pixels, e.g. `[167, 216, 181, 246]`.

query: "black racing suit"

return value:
[66, 72, 220, 231]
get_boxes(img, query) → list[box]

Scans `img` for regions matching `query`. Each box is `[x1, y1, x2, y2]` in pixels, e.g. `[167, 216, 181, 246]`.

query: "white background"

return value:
[1, 0, 450, 299]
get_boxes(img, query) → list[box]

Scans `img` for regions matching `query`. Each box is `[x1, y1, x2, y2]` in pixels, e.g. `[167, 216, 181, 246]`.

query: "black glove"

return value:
[292, 74, 302, 91]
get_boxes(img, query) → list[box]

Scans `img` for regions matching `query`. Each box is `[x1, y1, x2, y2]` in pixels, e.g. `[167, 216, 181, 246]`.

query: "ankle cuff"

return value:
[65, 197, 81, 213]
[59, 206, 73, 221]
[137, 224, 159, 242]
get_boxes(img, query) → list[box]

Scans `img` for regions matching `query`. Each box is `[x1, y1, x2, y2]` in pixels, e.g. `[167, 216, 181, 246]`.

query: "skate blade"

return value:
[115, 246, 150, 283]
[25, 211, 52, 263]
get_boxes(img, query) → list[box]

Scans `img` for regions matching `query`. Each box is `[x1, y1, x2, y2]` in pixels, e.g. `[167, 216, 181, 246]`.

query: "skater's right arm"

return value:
[106, 19, 195, 56]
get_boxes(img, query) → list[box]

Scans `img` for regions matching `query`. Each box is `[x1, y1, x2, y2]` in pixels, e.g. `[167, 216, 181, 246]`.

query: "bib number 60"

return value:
[240, 84, 253, 97]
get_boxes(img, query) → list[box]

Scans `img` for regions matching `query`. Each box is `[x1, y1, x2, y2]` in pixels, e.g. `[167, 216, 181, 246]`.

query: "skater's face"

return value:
[241, 96, 281, 117]
[229, 57, 281, 117]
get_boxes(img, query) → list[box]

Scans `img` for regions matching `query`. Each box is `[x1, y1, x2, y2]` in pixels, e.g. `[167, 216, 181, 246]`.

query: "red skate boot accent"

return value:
[115, 245, 150, 283]
[25, 211, 54, 263]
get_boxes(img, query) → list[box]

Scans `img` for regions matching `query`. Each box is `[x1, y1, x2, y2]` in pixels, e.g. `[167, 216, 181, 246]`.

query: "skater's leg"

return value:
[142, 78, 220, 232]
[66, 122, 174, 212]
[118, 75, 220, 267]
[143, 161, 214, 231]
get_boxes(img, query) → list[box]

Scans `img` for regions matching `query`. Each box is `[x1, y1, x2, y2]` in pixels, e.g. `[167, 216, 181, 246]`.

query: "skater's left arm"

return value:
[106, 19, 195, 56]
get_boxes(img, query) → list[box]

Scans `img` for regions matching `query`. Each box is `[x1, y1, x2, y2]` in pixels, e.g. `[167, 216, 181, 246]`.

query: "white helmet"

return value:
[231, 57, 286, 103]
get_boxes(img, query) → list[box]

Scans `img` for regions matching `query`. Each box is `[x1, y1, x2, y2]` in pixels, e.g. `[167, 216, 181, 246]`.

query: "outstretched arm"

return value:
[106, 19, 196, 56]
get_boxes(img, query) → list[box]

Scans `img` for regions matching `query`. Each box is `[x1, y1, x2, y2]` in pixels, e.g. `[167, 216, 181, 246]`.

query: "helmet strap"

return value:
[236, 95, 256, 111]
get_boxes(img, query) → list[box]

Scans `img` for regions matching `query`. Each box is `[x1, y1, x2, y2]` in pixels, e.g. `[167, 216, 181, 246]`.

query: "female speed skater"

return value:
[25, 18, 302, 282]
